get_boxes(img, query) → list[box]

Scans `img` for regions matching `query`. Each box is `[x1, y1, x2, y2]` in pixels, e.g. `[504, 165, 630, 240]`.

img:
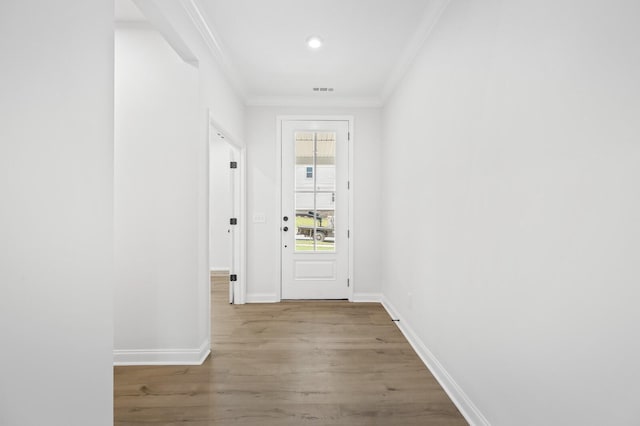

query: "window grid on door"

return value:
[294, 131, 336, 252]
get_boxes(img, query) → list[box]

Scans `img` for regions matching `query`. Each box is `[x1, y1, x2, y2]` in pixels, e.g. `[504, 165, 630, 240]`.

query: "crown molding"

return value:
[379, 0, 450, 103]
[245, 95, 383, 108]
[148, 0, 447, 107]
[179, 0, 248, 100]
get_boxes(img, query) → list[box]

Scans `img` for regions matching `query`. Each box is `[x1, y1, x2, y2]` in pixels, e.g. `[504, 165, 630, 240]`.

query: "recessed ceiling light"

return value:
[306, 36, 323, 49]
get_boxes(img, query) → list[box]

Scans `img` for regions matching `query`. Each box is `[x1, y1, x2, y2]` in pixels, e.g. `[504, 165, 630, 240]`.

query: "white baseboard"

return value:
[245, 293, 279, 303]
[114, 338, 211, 366]
[352, 292, 382, 302]
[381, 296, 490, 426]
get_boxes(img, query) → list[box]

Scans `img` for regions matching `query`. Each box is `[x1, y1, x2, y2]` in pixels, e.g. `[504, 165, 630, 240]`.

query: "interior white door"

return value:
[281, 120, 350, 299]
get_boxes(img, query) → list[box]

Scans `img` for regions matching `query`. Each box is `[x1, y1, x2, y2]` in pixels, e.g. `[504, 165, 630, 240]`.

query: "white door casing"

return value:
[209, 115, 246, 306]
[280, 119, 350, 299]
[228, 145, 241, 303]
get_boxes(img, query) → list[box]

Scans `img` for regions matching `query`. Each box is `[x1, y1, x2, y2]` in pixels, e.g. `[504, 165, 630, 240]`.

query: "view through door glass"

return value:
[294, 131, 336, 252]
[281, 119, 348, 300]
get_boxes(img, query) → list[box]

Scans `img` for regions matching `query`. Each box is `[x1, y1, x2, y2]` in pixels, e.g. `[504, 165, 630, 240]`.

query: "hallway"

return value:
[5, 1, 640, 424]
[114, 274, 467, 425]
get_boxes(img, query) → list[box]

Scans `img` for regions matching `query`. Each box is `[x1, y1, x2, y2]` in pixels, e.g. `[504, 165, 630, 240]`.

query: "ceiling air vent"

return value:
[313, 87, 334, 92]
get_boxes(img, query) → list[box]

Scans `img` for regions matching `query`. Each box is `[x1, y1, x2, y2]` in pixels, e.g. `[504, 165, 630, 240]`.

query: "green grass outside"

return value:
[295, 240, 335, 251]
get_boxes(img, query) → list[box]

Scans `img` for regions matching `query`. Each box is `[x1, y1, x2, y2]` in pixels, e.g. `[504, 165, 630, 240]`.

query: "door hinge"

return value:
[348, 132, 350, 141]
[347, 229, 350, 238]
[230, 218, 238, 225]
[230, 161, 238, 169]
[347, 278, 350, 287]
[230, 274, 238, 282]
[347, 181, 350, 190]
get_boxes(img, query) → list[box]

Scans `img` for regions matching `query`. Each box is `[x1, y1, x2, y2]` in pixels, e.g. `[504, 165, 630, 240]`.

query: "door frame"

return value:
[208, 111, 247, 306]
[276, 115, 355, 301]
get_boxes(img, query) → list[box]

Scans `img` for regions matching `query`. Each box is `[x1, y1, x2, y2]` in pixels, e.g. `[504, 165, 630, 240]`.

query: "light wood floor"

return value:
[114, 275, 467, 425]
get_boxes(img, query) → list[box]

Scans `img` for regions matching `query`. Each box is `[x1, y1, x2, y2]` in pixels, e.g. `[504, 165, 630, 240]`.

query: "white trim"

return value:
[276, 116, 355, 302]
[208, 113, 247, 305]
[347, 119, 355, 302]
[246, 293, 279, 303]
[210, 267, 230, 273]
[379, 0, 450, 102]
[236, 147, 248, 304]
[114, 339, 211, 366]
[205, 109, 213, 354]
[179, 0, 247, 99]
[247, 96, 382, 108]
[352, 293, 382, 303]
[380, 296, 490, 426]
[276, 118, 283, 301]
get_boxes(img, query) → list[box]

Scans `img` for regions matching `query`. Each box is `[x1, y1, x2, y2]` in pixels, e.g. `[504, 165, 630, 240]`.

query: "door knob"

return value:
[283, 216, 289, 221]
[283, 226, 289, 232]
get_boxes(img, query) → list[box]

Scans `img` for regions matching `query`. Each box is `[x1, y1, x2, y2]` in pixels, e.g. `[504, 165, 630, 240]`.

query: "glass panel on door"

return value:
[294, 131, 336, 252]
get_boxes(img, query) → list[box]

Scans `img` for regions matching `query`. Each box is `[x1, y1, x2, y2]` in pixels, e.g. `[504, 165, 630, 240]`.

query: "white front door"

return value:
[281, 120, 350, 299]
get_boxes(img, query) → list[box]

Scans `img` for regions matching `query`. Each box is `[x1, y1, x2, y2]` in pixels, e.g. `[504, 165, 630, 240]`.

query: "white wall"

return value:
[210, 137, 231, 270]
[114, 0, 246, 362]
[381, 1, 640, 424]
[146, 0, 245, 332]
[114, 28, 203, 363]
[0, 1, 113, 424]
[150, 0, 245, 143]
[245, 107, 383, 301]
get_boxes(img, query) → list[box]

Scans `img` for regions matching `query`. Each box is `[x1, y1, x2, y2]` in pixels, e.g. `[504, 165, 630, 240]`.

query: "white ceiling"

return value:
[197, 0, 446, 106]
[115, 0, 447, 106]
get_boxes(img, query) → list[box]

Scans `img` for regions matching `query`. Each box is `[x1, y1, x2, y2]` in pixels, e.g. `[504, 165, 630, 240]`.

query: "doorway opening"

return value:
[208, 116, 246, 314]
[278, 118, 354, 300]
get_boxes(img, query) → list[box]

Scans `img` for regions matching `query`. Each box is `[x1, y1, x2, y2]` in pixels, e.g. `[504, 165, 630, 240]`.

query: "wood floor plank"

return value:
[114, 276, 468, 425]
